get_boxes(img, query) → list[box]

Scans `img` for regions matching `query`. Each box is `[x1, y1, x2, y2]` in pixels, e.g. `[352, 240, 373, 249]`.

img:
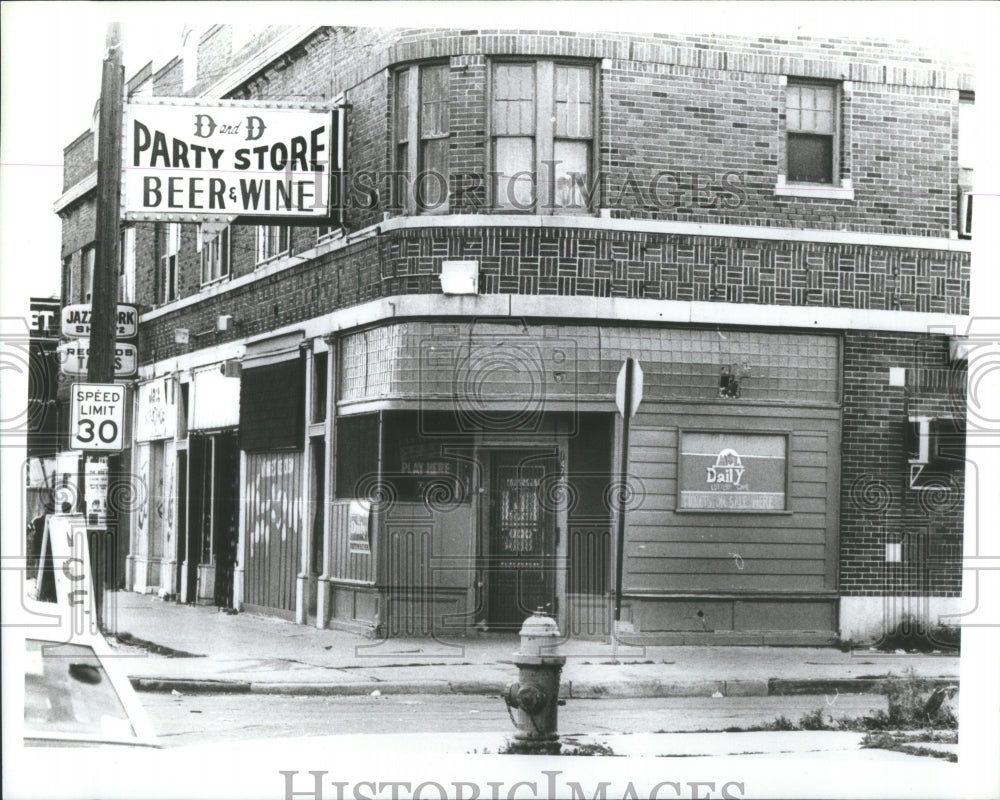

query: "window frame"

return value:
[81, 246, 95, 304]
[775, 77, 854, 200]
[256, 224, 291, 266]
[392, 61, 452, 216]
[159, 223, 180, 303]
[675, 429, 792, 515]
[199, 224, 231, 286]
[487, 58, 599, 214]
[957, 90, 974, 239]
[119, 226, 136, 303]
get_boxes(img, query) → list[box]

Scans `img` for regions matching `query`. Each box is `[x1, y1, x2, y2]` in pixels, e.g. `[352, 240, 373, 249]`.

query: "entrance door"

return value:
[486, 450, 558, 629]
[176, 451, 187, 598]
[211, 432, 240, 608]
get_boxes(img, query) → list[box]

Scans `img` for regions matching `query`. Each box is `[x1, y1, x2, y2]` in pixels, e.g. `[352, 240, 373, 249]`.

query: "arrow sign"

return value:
[615, 358, 643, 419]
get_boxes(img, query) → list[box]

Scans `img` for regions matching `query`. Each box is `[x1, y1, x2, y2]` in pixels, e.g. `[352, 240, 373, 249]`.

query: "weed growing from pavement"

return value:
[560, 742, 618, 757]
[861, 732, 957, 762]
[487, 741, 619, 756]
[682, 669, 958, 735]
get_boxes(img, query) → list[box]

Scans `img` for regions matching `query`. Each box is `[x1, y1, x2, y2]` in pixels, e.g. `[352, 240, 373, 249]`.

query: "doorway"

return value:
[485, 449, 559, 629]
[187, 431, 239, 607]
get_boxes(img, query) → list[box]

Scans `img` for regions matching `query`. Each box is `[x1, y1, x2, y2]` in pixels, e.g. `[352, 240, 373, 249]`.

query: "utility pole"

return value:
[87, 22, 124, 628]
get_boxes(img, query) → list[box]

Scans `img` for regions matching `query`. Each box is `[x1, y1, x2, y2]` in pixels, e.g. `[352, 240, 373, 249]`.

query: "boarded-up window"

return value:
[239, 358, 305, 452]
[678, 432, 788, 511]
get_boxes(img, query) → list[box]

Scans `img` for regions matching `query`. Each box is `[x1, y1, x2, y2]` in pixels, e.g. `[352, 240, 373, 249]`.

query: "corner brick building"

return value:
[54, 25, 973, 643]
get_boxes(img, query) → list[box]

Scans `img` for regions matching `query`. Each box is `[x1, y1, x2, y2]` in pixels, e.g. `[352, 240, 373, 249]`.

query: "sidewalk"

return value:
[106, 592, 961, 698]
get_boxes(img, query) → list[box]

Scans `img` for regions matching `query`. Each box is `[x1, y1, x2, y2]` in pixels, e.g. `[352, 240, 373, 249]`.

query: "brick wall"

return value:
[139, 225, 970, 363]
[113, 27, 974, 316]
[153, 56, 184, 97]
[134, 225, 157, 306]
[62, 130, 95, 192]
[840, 331, 965, 597]
[601, 64, 958, 234]
[60, 197, 96, 258]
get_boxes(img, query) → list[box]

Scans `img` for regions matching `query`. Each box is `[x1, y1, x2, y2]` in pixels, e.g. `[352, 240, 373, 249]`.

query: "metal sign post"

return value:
[613, 358, 643, 634]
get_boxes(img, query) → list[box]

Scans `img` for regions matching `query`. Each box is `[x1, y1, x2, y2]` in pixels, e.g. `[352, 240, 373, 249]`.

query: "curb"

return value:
[768, 677, 961, 696]
[132, 678, 253, 694]
[130, 675, 957, 698]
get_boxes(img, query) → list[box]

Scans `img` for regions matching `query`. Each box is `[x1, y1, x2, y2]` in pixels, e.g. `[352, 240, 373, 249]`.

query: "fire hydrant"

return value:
[503, 611, 566, 754]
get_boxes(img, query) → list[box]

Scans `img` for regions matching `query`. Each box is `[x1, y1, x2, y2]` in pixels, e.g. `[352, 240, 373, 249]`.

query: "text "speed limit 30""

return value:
[70, 383, 126, 451]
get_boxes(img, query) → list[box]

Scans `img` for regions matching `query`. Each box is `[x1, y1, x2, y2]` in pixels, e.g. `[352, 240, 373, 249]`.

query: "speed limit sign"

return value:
[70, 383, 127, 451]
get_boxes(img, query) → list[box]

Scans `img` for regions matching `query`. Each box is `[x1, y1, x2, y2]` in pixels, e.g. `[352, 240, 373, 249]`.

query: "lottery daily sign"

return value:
[70, 383, 126, 451]
[123, 100, 341, 222]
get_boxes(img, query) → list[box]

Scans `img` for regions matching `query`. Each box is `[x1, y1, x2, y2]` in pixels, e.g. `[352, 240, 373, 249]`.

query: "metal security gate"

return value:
[243, 451, 303, 618]
[486, 450, 557, 628]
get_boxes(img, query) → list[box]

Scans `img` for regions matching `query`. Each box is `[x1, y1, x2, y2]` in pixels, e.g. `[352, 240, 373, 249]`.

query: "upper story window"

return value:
[491, 61, 596, 213]
[200, 224, 231, 284]
[78, 246, 95, 304]
[119, 227, 136, 303]
[776, 78, 853, 200]
[393, 63, 450, 214]
[958, 91, 975, 238]
[785, 81, 838, 184]
[158, 223, 180, 303]
[257, 225, 290, 265]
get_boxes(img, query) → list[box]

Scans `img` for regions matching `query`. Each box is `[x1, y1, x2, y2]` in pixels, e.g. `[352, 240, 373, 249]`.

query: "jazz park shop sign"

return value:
[123, 100, 342, 221]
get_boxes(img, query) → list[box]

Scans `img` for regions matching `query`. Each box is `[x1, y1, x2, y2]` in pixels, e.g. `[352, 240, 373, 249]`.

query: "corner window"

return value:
[786, 81, 837, 184]
[158, 223, 180, 303]
[256, 224, 290, 264]
[200, 224, 231, 284]
[393, 63, 451, 214]
[491, 61, 596, 213]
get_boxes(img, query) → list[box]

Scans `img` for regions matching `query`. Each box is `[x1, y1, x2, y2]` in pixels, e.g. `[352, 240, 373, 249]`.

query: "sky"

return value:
[0, 0, 995, 313]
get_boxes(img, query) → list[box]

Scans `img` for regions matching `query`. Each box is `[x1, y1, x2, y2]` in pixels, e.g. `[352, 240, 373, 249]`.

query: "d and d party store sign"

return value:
[123, 100, 343, 222]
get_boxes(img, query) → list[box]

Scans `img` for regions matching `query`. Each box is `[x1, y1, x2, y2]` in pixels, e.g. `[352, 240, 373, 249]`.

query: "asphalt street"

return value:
[144, 691, 888, 747]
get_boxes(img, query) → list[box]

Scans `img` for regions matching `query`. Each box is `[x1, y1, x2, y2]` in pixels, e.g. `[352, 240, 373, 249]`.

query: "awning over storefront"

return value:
[190, 365, 240, 431]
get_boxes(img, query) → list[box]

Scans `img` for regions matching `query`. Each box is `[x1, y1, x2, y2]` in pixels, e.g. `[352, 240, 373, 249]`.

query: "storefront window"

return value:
[678, 431, 788, 512]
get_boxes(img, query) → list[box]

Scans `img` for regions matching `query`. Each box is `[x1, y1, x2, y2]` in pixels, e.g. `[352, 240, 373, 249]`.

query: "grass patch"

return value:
[861, 732, 957, 762]
[496, 739, 618, 756]
[718, 669, 957, 734]
[560, 742, 618, 757]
